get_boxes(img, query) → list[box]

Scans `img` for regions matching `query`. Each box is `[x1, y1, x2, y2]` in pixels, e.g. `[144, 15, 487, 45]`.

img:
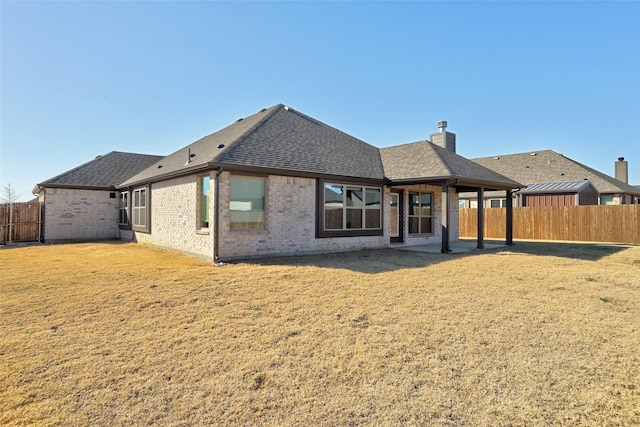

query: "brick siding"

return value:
[42, 188, 119, 241]
[123, 172, 459, 261]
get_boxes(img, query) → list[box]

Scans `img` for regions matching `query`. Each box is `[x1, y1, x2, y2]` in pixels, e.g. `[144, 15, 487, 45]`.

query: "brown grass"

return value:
[1, 241, 639, 426]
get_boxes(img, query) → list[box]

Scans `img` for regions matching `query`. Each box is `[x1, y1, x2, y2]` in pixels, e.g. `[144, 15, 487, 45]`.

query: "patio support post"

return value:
[441, 183, 451, 253]
[506, 189, 513, 246]
[477, 187, 485, 249]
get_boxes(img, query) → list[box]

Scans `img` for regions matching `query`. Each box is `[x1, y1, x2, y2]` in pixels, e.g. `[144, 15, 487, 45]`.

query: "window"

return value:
[322, 183, 381, 233]
[198, 176, 210, 229]
[230, 176, 265, 230]
[408, 192, 432, 234]
[132, 187, 148, 231]
[489, 198, 507, 208]
[600, 195, 614, 205]
[119, 192, 129, 226]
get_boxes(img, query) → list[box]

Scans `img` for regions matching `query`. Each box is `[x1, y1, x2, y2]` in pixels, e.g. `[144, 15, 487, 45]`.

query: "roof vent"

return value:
[494, 157, 500, 160]
[284, 106, 293, 111]
[260, 108, 267, 112]
[437, 121, 447, 132]
[157, 165, 163, 169]
[530, 152, 537, 156]
[236, 118, 244, 122]
[185, 148, 196, 165]
[217, 144, 225, 149]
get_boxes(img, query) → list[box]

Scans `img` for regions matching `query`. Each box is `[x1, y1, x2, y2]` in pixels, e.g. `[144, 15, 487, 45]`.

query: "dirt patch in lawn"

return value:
[1, 242, 639, 426]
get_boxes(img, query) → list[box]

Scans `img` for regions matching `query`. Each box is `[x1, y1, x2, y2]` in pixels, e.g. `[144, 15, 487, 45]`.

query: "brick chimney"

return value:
[615, 157, 628, 183]
[430, 121, 456, 152]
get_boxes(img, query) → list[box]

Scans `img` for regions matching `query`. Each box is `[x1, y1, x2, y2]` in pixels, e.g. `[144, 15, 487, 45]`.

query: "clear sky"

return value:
[2, 1, 639, 201]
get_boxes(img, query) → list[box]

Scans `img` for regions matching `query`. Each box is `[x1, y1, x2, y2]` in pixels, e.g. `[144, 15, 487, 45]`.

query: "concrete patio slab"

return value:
[395, 240, 508, 254]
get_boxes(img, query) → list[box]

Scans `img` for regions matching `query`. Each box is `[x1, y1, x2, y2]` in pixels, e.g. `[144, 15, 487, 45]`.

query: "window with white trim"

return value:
[119, 192, 129, 226]
[489, 198, 507, 208]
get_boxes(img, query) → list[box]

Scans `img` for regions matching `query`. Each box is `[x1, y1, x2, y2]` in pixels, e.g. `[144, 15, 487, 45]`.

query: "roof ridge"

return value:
[561, 154, 640, 193]
[425, 140, 456, 175]
[214, 104, 284, 161]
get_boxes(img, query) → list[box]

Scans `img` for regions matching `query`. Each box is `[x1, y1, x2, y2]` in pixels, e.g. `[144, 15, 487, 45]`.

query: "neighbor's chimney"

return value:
[615, 157, 628, 183]
[430, 120, 456, 152]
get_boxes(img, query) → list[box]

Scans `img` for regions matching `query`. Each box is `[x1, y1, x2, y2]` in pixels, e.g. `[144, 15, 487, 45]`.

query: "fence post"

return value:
[477, 187, 485, 249]
[506, 189, 513, 246]
[8, 201, 12, 244]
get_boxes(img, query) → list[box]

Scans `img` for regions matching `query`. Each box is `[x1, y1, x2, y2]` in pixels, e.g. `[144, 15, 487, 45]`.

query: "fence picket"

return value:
[460, 205, 640, 244]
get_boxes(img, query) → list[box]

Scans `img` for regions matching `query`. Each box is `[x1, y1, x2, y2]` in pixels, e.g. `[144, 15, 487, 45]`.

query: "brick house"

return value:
[35, 104, 520, 261]
[33, 152, 163, 242]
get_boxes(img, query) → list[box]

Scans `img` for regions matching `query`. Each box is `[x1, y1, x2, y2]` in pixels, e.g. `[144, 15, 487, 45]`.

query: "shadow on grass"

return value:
[240, 241, 635, 275]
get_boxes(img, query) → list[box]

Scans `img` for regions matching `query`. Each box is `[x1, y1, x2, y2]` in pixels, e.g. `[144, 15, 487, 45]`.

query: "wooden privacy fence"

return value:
[0, 202, 43, 245]
[460, 205, 640, 244]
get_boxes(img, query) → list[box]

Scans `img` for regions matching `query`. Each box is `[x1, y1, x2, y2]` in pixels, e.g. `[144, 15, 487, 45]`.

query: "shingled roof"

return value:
[120, 104, 385, 187]
[120, 104, 521, 190]
[36, 151, 164, 190]
[380, 140, 521, 190]
[472, 150, 640, 196]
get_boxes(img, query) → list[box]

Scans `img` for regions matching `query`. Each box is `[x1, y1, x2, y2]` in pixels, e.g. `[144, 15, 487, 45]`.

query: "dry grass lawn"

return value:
[1, 241, 639, 426]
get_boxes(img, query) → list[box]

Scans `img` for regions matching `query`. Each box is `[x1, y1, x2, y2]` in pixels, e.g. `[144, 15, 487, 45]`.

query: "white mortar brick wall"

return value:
[123, 172, 460, 261]
[132, 174, 214, 260]
[43, 188, 119, 241]
[217, 173, 387, 259]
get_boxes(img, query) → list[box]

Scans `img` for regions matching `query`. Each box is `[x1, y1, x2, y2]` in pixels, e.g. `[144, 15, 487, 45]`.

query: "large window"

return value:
[322, 183, 381, 233]
[119, 192, 129, 226]
[198, 176, 210, 229]
[230, 176, 265, 230]
[132, 187, 148, 231]
[409, 192, 432, 234]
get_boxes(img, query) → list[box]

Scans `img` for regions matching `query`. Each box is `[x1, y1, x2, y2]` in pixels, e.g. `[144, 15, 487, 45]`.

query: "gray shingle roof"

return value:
[119, 104, 520, 190]
[380, 140, 521, 189]
[472, 150, 640, 196]
[37, 151, 164, 190]
[120, 104, 385, 187]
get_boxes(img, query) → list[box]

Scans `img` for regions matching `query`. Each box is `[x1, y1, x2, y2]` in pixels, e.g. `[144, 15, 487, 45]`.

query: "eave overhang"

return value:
[116, 162, 387, 189]
[387, 175, 522, 191]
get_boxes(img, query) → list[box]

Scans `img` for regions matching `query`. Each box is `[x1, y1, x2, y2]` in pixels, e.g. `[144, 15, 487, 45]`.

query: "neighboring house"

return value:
[33, 152, 163, 242]
[518, 180, 599, 207]
[459, 150, 640, 208]
[36, 104, 520, 261]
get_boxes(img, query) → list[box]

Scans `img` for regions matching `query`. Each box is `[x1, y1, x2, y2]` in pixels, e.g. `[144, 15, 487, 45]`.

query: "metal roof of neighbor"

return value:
[472, 150, 640, 196]
[518, 180, 592, 194]
[36, 151, 164, 190]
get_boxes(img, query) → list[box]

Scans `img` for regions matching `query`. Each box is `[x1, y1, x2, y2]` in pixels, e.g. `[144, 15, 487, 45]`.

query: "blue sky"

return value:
[2, 1, 639, 200]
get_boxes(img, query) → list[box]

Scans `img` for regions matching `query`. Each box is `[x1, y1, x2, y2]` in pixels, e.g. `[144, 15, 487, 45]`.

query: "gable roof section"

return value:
[37, 151, 164, 190]
[120, 104, 385, 187]
[380, 140, 521, 189]
[472, 150, 640, 196]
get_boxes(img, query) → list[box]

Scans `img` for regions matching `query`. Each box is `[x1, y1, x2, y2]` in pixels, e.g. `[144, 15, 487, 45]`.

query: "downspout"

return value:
[213, 168, 225, 265]
[33, 190, 42, 243]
